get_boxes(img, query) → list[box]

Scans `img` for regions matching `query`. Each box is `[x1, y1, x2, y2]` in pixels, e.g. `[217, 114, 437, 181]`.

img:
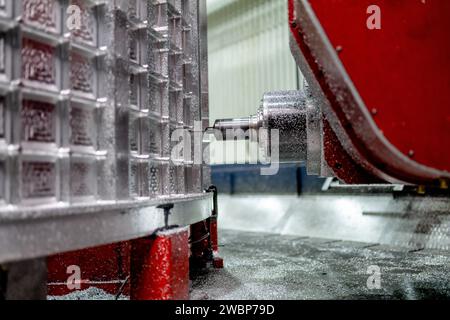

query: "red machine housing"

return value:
[47, 218, 223, 300]
[289, 0, 450, 185]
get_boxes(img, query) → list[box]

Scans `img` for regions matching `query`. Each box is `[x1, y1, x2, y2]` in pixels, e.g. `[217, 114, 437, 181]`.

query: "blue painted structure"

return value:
[211, 164, 326, 195]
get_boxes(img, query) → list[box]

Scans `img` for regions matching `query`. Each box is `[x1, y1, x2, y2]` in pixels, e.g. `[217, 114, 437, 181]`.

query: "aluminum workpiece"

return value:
[0, 0, 212, 264]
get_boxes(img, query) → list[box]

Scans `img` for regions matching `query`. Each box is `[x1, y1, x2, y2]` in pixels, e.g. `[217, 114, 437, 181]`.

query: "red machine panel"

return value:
[289, 0, 450, 184]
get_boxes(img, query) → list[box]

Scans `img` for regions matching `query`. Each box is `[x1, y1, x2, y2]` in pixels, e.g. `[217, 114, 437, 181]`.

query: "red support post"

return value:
[209, 216, 224, 269]
[130, 227, 190, 300]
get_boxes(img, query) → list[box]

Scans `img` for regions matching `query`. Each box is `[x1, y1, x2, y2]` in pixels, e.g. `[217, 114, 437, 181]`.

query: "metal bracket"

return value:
[157, 203, 175, 230]
[206, 185, 219, 217]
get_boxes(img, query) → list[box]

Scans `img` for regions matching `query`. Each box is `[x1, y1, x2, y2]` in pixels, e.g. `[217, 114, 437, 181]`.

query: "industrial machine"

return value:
[0, 0, 449, 301]
[206, 0, 450, 300]
[214, 0, 450, 188]
[0, 0, 219, 300]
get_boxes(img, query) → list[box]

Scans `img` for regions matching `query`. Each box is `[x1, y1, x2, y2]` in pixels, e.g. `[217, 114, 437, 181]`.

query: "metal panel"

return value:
[0, 0, 211, 263]
[218, 194, 450, 251]
[0, 194, 213, 264]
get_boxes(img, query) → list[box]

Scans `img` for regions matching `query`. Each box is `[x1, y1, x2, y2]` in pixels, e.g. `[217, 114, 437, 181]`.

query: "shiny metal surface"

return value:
[218, 194, 450, 250]
[191, 229, 450, 300]
[199, 0, 211, 188]
[213, 116, 261, 136]
[0, 193, 213, 264]
[0, 0, 209, 206]
[262, 91, 308, 163]
[213, 90, 310, 164]
[0, 0, 211, 263]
